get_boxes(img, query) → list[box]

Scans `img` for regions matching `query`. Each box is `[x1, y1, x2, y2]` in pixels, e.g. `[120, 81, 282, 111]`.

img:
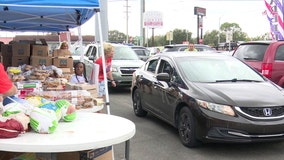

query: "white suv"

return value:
[83, 43, 145, 87]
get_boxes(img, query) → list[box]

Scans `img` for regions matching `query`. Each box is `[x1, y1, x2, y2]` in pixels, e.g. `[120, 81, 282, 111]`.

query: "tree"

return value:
[219, 22, 247, 43]
[203, 30, 219, 47]
[109, 22, 271, 47]
[108, 30, 126, 43]
[172, 29, 193, 44]
[145, 29, 194, 47]
[154, 35, 167, 46]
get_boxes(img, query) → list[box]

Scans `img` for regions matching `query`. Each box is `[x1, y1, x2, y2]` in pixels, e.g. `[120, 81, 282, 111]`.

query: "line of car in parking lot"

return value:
[131, 51, 284, 147]
[71, 41, 284, 147]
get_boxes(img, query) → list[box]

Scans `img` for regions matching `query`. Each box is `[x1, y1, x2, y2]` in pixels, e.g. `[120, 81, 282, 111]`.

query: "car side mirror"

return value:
[157, 73, 170, 82]
[89, 56, 94, 61]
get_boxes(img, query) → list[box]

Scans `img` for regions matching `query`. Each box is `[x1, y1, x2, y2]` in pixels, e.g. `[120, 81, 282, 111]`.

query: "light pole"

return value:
[218, 15, 223, 45]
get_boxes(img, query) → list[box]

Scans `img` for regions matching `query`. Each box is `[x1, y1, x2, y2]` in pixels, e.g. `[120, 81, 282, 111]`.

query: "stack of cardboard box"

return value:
[1, 42, 74, 71]
[30, 44, 52, 66]
[1, 44, 12, 69]
[52, 49, 74, 73]
[1, 43, 31, 69]
[1, 42, 52, 69]
[12, 43, 31, 67]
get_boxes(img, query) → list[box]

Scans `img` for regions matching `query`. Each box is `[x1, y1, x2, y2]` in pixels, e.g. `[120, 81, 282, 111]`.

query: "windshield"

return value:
[233, 44, 269, 61]
[72, 46, 85, 55]
[113, 46, 140, 60]
[175, 56, 264, 83]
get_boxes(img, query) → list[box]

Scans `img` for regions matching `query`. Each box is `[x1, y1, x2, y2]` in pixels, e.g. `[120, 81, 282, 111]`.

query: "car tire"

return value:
[133, 89, 147, 117]
[178, 107, 200, 147]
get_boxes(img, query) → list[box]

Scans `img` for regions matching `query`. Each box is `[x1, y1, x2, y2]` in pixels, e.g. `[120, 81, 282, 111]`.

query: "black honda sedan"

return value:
[131, 52, 284, 147]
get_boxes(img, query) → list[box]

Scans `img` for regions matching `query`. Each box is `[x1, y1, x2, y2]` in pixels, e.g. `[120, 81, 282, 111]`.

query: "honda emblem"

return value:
[263, 108, 272, 117]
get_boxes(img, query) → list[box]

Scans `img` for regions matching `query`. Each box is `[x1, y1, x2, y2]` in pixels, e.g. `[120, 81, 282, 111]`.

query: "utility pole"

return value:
[218, 16, 221, 45]
[140, 0, 145, 46]
[125, 0, 129, 44]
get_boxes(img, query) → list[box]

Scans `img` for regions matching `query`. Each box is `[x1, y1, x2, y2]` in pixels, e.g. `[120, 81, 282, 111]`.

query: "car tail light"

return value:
[261, 63, 272, 78]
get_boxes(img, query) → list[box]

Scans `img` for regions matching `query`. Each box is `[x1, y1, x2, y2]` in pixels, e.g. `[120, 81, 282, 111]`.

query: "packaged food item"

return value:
[26, 90, 91, 106]
[39, 102, 61, 121]
[55, 99, 76, 122]
[0, 117, 24, 138]
[30, 107, 58, 134]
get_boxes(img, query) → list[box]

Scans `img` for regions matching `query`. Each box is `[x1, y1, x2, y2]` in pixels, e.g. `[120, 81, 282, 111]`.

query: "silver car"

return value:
[83, 43, 145, 87]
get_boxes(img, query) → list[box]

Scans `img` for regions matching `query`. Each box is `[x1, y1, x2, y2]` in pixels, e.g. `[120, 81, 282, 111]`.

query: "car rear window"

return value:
[233, 44, 269, 61]
[275, 45, 284, 61]
[163, 47, 179, 52]
[134, 50, 146, 56]
[113, 46, 140, 60]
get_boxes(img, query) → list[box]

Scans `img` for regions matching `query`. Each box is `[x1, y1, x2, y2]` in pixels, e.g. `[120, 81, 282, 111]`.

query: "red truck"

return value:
[233, 41, 284, 87]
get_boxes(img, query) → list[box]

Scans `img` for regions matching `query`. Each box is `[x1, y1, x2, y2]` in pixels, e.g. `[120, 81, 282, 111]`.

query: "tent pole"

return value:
[97, 12, 110, 115]
[77, 26, 84, 62]
[67, 31, 71, 51]
[58, 32, 61, 44]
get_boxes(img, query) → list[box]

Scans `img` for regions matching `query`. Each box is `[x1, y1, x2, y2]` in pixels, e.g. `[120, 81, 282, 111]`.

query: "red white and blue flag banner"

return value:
[264, 0, 284, 40]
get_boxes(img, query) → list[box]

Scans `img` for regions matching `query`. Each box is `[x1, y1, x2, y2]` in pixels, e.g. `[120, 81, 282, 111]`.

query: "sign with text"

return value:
[143, 11, 163, 28]
[194, 7, 206, 16]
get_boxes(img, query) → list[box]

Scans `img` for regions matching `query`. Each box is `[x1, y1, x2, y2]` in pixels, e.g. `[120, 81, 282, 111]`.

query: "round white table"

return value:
[0, 112, 136, 159]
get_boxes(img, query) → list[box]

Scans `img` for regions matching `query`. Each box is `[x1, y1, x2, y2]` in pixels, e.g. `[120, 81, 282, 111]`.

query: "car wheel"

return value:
[133, 89, 147, 117]
[178, 107, 200, 147]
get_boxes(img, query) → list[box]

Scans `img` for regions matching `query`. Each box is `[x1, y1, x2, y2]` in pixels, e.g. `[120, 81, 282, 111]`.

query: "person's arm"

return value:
[0, 64, 18, 97]
[107, 71, 116, 87]
[2, 85, 17, 97]
[105, 58, 116, 87]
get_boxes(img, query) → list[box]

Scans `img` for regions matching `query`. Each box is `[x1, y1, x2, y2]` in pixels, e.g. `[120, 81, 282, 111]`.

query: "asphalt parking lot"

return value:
[109, 88, 284, 160]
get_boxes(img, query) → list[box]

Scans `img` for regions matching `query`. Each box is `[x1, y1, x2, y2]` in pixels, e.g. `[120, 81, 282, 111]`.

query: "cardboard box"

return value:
[32, 45, 49, 57]
[19, 40, 36, 45]
[11, 56, 30, 67]
[74, 83, 98, 98]
[88, 89, 98, 98]
[30, 56, 52, 66]
[53, 49, 71, 57]
[0, 151, 23, 160]
[65, 83, 97, 91]
[44, 85, 65, 91]
[53, 57, 73, 69]
[74, 83, 97, 90]
[1, 44, 12, 57]
[57, 146, 113, 160]
[65, 83, 98, 98]
[60, 67, 73, 74]
[12, 43, 30, 56]
[64, 83, 75, 90]
[2, 55, 12, 69]
[80, 146, 112, 160]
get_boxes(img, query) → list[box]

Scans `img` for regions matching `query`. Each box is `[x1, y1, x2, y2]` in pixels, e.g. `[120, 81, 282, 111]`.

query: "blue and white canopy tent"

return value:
[0, 0, 112, 114]
[0, 0, 98, 31]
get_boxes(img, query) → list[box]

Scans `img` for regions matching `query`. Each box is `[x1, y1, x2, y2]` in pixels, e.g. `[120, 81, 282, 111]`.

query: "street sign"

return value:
[194, 7, 206, 16]
[143, 11, 163, 28]
[166, 31, 173, 41]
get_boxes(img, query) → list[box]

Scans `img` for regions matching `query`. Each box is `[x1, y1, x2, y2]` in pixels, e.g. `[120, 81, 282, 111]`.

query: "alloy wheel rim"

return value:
[179, 114, 191, 143]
